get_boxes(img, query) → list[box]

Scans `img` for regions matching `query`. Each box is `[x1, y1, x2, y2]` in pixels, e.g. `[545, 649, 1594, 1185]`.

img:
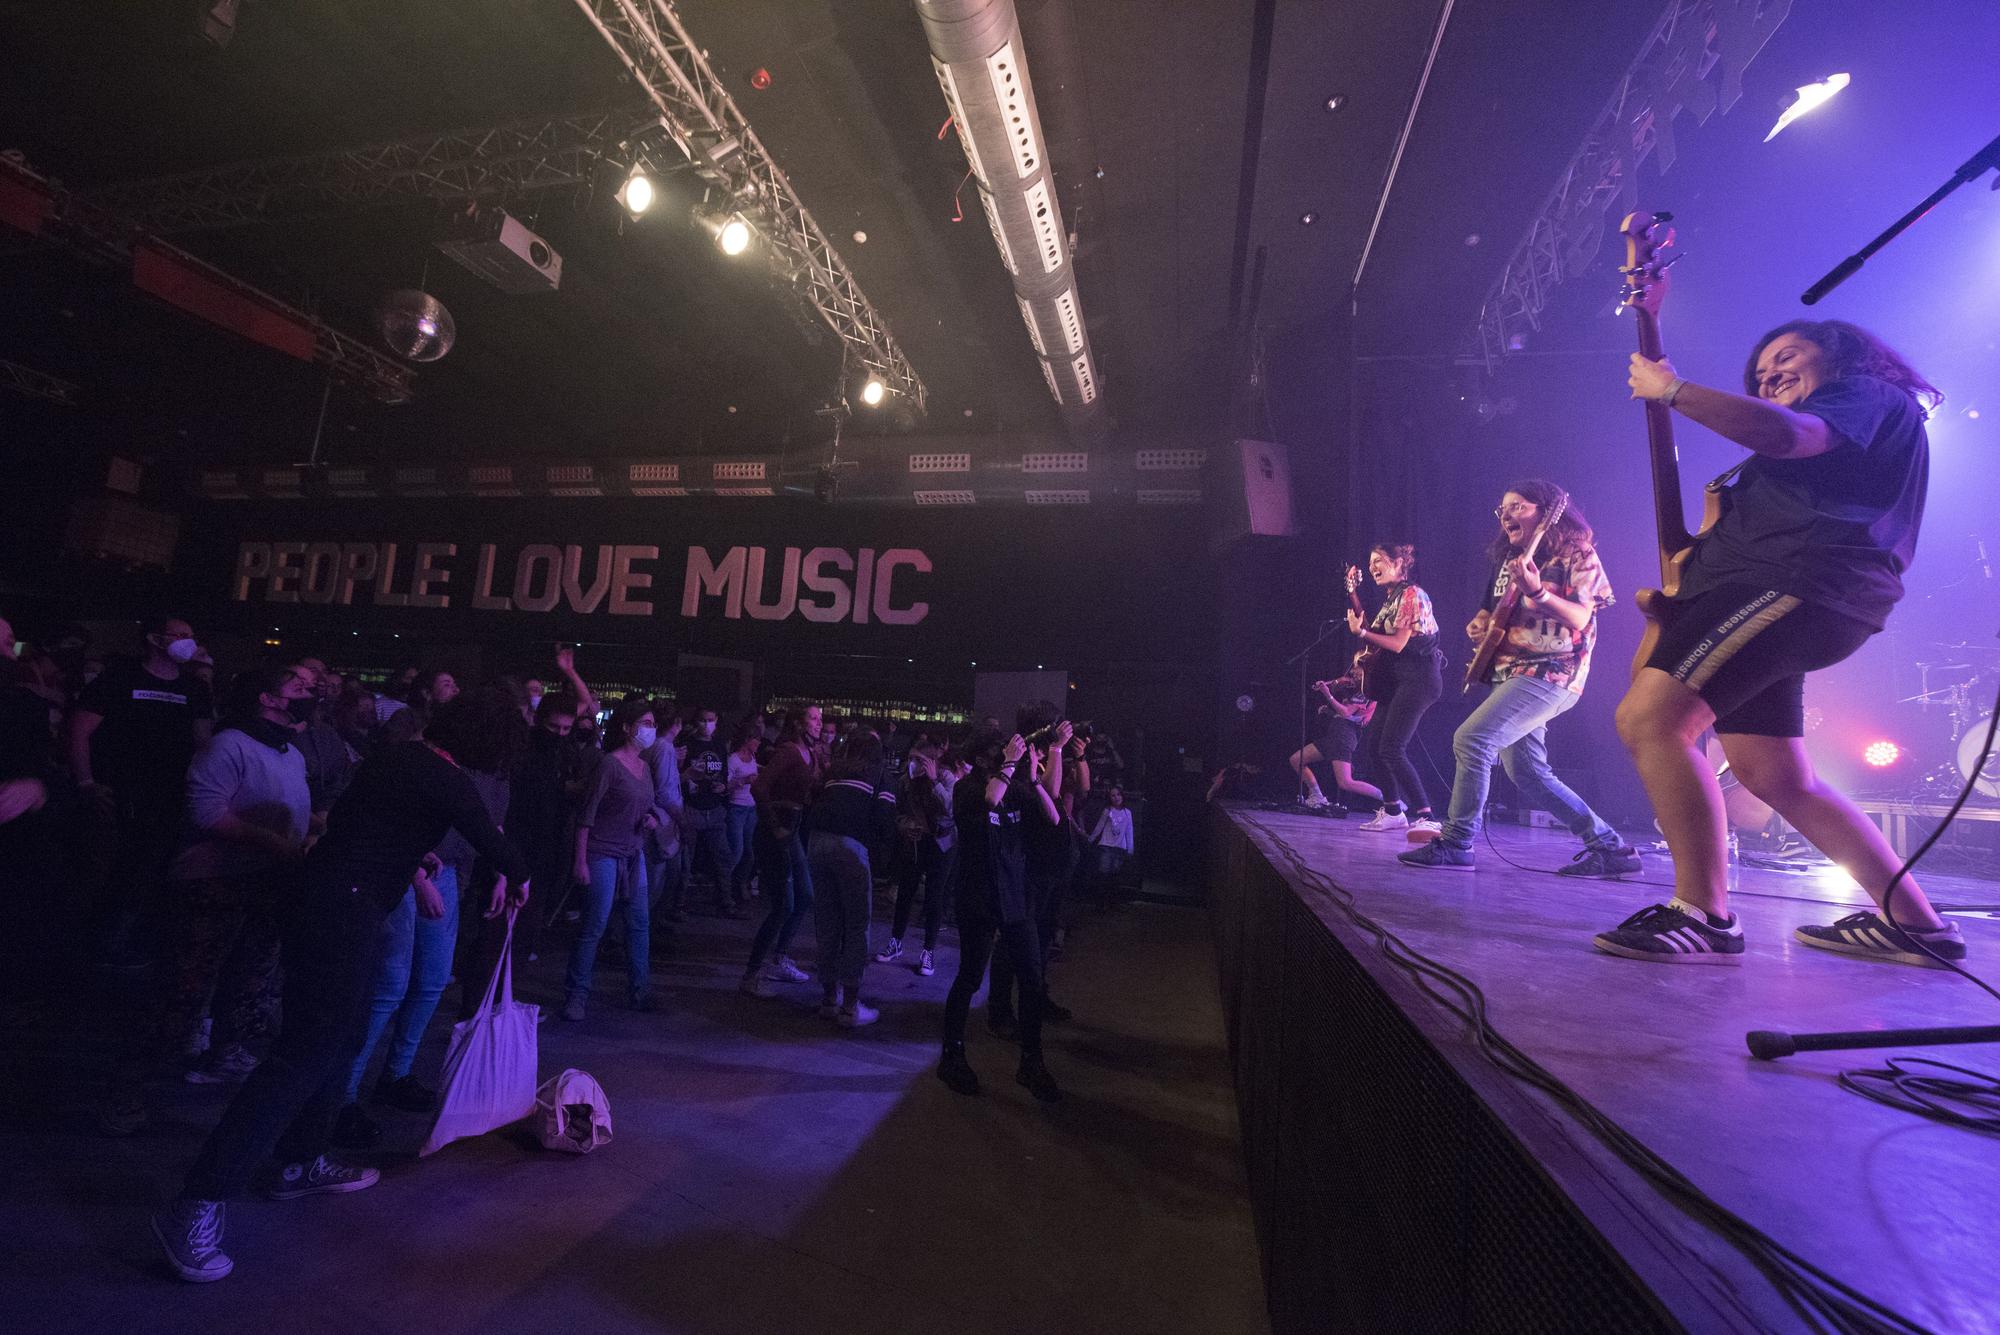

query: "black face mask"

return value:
[287, 697, 318, 724]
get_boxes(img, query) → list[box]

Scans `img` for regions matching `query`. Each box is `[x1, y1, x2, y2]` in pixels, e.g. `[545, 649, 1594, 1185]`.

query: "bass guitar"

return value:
[1618, 210, 1725, 677]
[1462, 491, 1569, 693]
[1343, 565, 1386, 699]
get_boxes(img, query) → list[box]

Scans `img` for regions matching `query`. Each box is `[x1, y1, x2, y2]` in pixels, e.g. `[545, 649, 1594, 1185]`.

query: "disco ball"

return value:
[376, 289, 455, 362]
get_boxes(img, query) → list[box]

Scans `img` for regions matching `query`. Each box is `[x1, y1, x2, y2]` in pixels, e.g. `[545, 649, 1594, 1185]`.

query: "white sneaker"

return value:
[740, 971, 777, 998]
[1359, 811, 1409, 832]
[1406, 818, 1443, 842]
[918, 949, 936, 977]
[767, 956, 811, 983]
[837, 1002, 881, 1028]
[1301, 792, 1330, 810]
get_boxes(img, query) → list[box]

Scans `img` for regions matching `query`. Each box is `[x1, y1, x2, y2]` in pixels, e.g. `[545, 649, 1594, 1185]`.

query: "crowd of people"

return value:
[0, 610, 1139, 1283]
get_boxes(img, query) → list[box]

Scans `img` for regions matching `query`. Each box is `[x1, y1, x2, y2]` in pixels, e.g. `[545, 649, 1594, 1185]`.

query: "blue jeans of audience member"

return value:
[1440, 673, 1619, 849]
[808, 833, 872, 993]
[565, 852, 651, 1003]
[724, 803, 758, 896]
[342, 863, 460, 1103]
[746, 824, 814, 971]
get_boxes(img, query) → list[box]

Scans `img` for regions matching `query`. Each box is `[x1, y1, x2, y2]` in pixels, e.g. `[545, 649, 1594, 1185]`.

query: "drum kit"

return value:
[1901, 643, 2000, 801]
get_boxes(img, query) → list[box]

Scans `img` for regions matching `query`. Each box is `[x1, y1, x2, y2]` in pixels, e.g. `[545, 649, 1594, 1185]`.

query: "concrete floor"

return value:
[0, 890, 1267, 1335]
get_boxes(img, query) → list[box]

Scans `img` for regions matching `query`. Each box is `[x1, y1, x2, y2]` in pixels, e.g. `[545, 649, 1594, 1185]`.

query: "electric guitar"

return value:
[1344, 566, 1386, 699]
[1618, 210, 1723, 678]
[1462, 492, 1569, 693]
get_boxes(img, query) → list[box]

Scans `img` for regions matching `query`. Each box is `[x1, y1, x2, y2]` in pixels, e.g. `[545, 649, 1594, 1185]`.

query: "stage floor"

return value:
[1220, 804, 2000, 1335]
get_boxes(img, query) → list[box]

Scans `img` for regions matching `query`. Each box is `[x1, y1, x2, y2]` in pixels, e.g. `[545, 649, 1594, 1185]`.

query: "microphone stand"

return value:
[1802, 130, 2000, 303]
[1284, 619, 1345, 811]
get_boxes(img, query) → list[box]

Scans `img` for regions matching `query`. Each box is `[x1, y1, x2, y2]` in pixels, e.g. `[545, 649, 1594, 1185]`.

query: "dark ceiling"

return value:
[0, 0, 1672, 475]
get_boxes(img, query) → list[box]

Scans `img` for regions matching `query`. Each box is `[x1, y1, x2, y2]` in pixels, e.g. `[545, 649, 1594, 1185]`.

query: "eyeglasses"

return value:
[1492, 502, 1536, 519]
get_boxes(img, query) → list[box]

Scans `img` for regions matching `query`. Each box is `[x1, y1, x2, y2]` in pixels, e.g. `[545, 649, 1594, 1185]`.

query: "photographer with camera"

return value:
[936, 726, 1062, 1103]
[987, 702, 1081, 1037]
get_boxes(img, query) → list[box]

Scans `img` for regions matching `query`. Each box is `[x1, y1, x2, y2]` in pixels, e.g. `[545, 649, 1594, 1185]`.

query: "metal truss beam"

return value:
[1463, 0, 1793, 368]
[0, 357, 80, 405]
[85, 108, 640, 234]
[1, 156, 413, 403]
[572, 0, 928, 413]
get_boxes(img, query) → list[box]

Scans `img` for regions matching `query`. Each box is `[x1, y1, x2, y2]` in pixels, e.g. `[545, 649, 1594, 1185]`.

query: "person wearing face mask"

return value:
[72, 614, 215, 971]
[679, 707, 739, 917]
[101, 666, 313, 1132]
[561, 700, 660, 1021]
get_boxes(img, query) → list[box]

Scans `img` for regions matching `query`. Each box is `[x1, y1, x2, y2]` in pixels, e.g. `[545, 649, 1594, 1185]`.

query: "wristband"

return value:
[1661, 377, 1687, 408]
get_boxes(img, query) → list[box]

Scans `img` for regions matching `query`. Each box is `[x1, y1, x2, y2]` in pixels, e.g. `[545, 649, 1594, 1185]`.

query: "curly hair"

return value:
[1371, 541, 1417, 581]
[1743, 320, 1942, 417]
[1483, 479, 1594, 566]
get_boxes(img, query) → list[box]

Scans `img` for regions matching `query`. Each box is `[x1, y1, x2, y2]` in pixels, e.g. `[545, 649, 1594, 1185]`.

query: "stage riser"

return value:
[1207, 810, 1681, 1335]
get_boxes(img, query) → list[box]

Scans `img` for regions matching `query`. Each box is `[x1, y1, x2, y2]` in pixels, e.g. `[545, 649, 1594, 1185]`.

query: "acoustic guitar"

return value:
[1462, 491, 1569, 693]
[1617, 210, 1725, 678]
[1343, 566, 1386, 699]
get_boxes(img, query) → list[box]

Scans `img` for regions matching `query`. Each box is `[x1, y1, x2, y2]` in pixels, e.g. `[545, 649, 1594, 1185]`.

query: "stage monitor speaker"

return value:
[1208, 439, 1296, 548]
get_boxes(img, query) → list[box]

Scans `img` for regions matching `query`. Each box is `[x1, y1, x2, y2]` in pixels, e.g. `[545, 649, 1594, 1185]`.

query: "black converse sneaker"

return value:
[265, 1154, 380, 1200]
[1593, 901, 1745, 964]
[1795, 912, 1968, 968]
[1556, 843, 1643, 879]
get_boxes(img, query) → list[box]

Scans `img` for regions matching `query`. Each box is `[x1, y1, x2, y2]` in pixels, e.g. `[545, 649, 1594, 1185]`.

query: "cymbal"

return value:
[1932, 642, 2000, 656]
[1914, 661, 1971, 672]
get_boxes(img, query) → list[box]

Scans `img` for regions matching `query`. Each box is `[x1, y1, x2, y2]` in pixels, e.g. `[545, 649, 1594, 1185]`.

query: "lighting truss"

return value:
[0, 357, 80, 405]
[2, 156, 412, 402]
[1463, 0, 1794, 368]
[571, 0, 927, 413]
[86, 108, 641, 234]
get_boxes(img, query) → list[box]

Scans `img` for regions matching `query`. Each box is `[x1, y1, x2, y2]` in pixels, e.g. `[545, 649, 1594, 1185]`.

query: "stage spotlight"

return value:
[718, 215, 752, 255]
[859, 377, 887, 407]
[1863, 740, 1900, 768]
[617, 168, 655, 218]
[1765, 72, 1850, 142]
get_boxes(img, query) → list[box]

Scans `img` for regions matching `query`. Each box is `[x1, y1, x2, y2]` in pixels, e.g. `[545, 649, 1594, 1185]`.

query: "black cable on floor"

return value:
[1238, 810, 1931, 1335]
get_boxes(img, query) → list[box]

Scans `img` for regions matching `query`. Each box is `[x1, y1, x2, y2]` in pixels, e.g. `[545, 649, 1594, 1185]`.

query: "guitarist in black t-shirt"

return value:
[1594, 315, 1966, 970]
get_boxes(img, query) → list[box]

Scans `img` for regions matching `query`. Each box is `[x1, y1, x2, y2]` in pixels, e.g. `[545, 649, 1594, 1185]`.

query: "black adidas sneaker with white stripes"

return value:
[1593, 902, 1745, 964]
[1794, 911, 1967, 968]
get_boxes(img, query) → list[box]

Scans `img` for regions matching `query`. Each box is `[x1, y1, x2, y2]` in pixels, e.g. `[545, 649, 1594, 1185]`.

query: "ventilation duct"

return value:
[915, 0, 1103, 435]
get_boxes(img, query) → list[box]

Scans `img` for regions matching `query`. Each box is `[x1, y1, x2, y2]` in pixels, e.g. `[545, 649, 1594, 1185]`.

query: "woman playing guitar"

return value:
[1399, 480, 1639, 875]
[1594, 212, 1964, 968]
[1345, 543, 1443, 836]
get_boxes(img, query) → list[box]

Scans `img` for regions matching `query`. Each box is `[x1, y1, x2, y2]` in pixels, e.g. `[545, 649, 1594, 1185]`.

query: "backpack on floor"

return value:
[534, 1067, 613, 1154]
[420, 910, 539, 1157]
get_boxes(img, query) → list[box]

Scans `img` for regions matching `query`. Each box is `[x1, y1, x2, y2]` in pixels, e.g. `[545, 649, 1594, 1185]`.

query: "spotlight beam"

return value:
[1764, 72, 1849, 142]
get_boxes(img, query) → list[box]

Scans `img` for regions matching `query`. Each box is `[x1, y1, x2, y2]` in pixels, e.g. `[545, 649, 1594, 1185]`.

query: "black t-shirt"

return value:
[77, 657, 213, 802]
[683, 735, 729, 809]
[952, 770, 1032, 925]
[1678, 374, 1927, 630]
[306, 741, 530, 910]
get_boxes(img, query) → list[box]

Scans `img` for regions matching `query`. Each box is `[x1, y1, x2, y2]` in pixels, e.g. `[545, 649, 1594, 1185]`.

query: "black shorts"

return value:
[1317, 716, 1360, 764]
[1644, 585, 1875, 737]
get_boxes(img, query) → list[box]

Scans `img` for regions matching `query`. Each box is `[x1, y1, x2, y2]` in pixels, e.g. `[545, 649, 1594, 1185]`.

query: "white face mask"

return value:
[163, 637, 199, 664]
[632, 724, 659, 751]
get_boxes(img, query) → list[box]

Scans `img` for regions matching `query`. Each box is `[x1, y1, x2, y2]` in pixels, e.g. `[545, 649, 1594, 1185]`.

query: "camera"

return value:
[1025, 718, 1094, 748]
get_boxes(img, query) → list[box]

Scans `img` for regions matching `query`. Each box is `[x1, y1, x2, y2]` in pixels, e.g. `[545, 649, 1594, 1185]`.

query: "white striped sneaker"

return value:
[1795, 912, 1966, 968]
[1593, 902, 1744, 964]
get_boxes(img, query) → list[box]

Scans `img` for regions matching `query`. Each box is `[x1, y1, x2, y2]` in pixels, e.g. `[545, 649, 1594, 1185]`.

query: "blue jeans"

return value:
[682, 805, 734, 901]
[342, 863, 460, 1103]
[746, 825, 814, 970]
[565, 852, 650, 1002]
[724, 804, 758, 895]
[1441, 674, 1617, 849]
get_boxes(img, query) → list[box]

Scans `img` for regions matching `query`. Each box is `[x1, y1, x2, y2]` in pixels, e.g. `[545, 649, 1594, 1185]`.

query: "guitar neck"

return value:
[1634, 309, 1695, 571]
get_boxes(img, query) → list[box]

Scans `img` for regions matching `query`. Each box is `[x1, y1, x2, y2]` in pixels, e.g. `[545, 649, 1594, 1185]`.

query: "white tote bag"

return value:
[533, 1068, 613, 1154]
[419, 910, 540, 1157]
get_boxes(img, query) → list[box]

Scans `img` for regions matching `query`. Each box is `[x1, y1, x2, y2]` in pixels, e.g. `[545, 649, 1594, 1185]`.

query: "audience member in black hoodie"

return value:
[807, 731, 898, 1028]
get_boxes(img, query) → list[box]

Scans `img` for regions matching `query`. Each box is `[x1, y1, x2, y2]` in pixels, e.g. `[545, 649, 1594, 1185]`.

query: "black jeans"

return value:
[746, 825, 813, 970]
[944, 914, 1044, 1059]
[180, 880, 388, 1201]
[1365, 656, 1442, 812]
[890, 838, 954, 950]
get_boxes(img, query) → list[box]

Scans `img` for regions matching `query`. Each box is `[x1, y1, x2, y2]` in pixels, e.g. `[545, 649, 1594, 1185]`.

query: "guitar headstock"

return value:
[1524, 491, 1570, 561]
[1618, 211, 1676, 320]
[1345, 565, 1361, 593]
